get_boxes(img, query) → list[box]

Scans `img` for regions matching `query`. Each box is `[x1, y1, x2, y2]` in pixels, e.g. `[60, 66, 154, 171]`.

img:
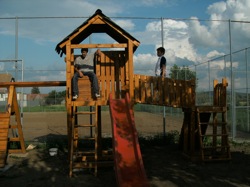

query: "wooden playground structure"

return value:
[0, 9, 231, 184]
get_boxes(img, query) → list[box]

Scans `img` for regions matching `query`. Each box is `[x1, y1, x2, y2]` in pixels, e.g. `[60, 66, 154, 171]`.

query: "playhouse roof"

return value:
[55, 9, 140, 57]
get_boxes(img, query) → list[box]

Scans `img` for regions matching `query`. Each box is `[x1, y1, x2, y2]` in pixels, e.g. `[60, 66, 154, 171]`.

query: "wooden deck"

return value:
[73, 74, 196, 108]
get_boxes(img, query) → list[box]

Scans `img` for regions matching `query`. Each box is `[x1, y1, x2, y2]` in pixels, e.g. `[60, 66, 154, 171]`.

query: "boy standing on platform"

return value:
[155, 47, 167, 78]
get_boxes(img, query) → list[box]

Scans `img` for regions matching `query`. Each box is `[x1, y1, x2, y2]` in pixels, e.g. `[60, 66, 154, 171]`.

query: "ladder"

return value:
[69, 102, 100, 177]
[196, 106, 231, 161]
[179, 78, 230, 162]
[0, 85, 26, 167]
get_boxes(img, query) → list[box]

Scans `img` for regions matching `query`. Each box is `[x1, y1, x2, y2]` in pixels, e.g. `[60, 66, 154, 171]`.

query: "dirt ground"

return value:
[1, 111, 250, 187]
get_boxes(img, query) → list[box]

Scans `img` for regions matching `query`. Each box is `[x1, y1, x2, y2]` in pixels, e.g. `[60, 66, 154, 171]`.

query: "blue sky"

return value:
[1, 0, 250, 93]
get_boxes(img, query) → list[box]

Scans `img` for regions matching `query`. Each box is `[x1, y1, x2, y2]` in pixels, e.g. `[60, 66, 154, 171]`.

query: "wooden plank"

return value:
[7, 86, 14, 114]
[71, 43, 128, 49]
[0, 141, 7, 149]
[0, 127, 8, 132]
[145, 76, 152, 103]
[158, 77, 163, 105]
[134, 75, 140, 103]
[0, 120, 10, 128]
[213, 79, 219, 106]
[128, 41, 134, 99]
[175, 81, 182, 107]
[140, 75, 146, 103]
[0, 112, 9, 161]
[152, 76, 158, 104]
[0, 81, 66, 87]
[77, 77, 93, 101]
[114, 54, 120, 99]
[163, 78, 169, 105]
[0, 113, 9, 117]
[0, 152, 7, 167]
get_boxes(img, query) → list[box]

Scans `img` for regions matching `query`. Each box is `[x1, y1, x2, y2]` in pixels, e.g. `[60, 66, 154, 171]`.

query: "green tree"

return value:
[169, 64, 196, 81]
[45, 90, 66, 105]
[31, 87, 40, 94]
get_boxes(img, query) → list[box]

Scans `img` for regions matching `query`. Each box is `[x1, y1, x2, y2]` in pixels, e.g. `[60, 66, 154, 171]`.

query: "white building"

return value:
[0, 88, 27, 107]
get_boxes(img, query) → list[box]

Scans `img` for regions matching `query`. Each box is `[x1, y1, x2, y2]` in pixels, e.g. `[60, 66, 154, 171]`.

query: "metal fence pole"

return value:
[161, 17, 166, 139]
[245, 49, 249, 132]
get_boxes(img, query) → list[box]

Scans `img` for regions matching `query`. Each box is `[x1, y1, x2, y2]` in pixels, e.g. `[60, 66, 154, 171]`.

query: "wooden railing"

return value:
[94, 74, 196, 108]
[133, 75, 196, 108]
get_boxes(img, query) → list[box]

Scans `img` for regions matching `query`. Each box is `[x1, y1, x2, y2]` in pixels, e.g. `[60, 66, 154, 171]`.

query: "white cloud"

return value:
[206, 50, 225, 59]
[144, 19, 198, 63]
[134, 53, 156, 75]
[206, 0, 250, 50]
[188, 17, 222, 48]
[114, 20, 135, 31]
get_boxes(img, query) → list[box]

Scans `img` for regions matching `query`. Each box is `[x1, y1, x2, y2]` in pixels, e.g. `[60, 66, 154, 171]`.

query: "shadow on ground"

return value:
[1, 134, 250, 187]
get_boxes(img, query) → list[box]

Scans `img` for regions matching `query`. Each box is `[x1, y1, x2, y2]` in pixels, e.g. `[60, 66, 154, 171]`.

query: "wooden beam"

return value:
[128, 40, 134, 100]
[0, 81, 66, 87]
[71, 43, 127, 49]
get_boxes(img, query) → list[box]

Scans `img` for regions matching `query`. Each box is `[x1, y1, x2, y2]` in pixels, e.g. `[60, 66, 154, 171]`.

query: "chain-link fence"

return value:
[1, 16, 250, 142]
[191, 48, 250, 142]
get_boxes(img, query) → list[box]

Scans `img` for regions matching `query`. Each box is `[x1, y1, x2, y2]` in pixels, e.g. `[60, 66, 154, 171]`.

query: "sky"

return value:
[1, 0, 250, 93]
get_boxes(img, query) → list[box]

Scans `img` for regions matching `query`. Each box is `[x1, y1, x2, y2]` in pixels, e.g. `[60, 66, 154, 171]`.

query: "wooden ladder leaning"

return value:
[68, 77, 113, 177]
[180, 78, 231, 162]
[196, 106, 231, 161]
[69, 102, 101, 177]
[0, 85, 26, 167]
[196, 78, 231, 161]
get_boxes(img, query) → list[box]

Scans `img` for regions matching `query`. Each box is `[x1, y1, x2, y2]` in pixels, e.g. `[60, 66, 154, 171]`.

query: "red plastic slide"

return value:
[109, 93, 150, 187]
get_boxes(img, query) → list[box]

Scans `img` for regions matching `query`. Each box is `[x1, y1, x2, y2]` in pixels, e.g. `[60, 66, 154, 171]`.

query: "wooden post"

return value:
[128, 40, 134, 100]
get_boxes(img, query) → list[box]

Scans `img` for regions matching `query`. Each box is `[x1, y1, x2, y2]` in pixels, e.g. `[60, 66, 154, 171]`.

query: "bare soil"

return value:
[1, 111, 250, 187]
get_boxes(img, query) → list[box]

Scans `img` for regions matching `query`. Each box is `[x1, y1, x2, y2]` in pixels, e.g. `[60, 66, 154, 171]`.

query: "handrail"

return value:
[0, 81, 66, 87]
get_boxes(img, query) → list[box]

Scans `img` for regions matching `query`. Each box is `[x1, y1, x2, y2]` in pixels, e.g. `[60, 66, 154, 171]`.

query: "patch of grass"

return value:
[139, 130, 180, 147]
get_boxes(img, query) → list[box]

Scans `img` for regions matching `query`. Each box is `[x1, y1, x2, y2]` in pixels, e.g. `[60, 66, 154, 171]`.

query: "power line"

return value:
[0, 16, 249, 23]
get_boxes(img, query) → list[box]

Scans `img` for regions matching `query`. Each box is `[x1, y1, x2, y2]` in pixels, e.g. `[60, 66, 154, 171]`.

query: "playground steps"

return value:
[69, 102, 112, 177]
[180, 106, 231, 162]
[196, 106, 231, 162]
[0, 84, 26, 168]
[0, 113, 10, 167]
[180, 78, 230, 162]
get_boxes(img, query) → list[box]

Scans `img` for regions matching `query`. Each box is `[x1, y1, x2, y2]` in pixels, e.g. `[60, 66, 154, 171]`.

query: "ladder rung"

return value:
[74, 137, 95, 141]
[200, 134, 228, 137]
[199, 122, 227, 125]
[9, 137, 20, 141]
[9, 125, 18, 129]
[82, 137, 95, 140]
[73, 161, 113, 169]
[201, 145, 230, 149]
[73, 162, 96, 169]
[199, 122, 209, 125]
[74, 151, 95, 155]
[75, 124, 96, 128]
[74, 149, 112, 156]
[75, 112, 96, 115]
